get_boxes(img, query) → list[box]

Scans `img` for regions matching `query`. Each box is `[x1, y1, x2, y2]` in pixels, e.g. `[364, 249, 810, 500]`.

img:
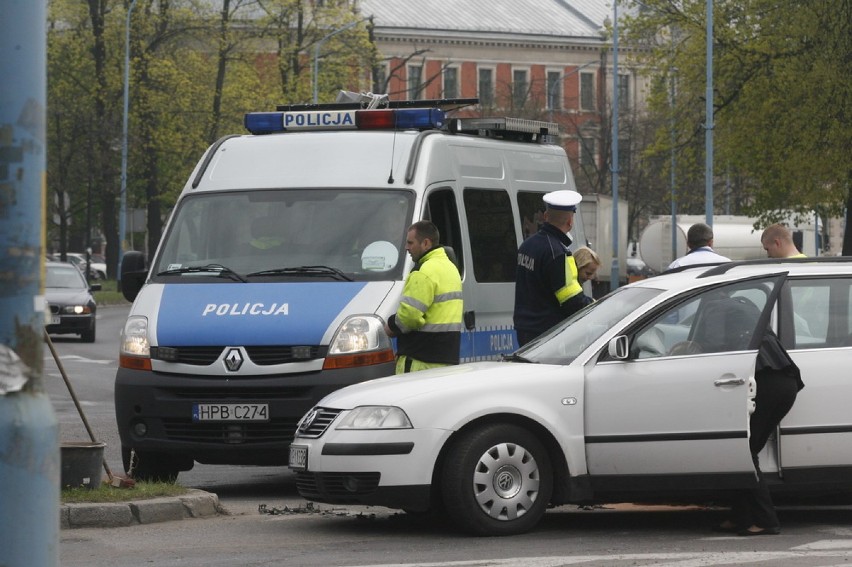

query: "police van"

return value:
[115, 93, 585, 480]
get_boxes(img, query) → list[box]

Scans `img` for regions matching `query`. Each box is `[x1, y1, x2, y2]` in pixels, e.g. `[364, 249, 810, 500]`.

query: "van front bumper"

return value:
[114, 361, 395, 466]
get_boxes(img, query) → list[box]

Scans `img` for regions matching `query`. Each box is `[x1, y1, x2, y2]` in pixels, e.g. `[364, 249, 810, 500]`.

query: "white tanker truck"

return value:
[638, 214, 821, 273]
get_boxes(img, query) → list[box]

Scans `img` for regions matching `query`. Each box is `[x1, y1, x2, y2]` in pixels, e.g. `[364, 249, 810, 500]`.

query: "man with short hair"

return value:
[667, 222, 731, 269]
[513, 190, 593, 347]
[384, 220, 463, 374]
[761, 223, 806, 258]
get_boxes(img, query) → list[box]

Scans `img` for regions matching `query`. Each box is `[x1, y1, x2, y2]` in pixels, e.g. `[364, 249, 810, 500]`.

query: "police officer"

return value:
[513, 190, 592, 347]
[383, 220, 463, 373]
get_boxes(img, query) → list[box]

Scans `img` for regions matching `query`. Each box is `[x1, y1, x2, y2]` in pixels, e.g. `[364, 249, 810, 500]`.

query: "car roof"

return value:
[627, 257, 852, 295]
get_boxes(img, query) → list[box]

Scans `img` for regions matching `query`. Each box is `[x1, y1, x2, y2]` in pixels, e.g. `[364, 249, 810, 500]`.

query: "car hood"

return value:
[318, 360, 574, 414]
[45, 289, 92, 305]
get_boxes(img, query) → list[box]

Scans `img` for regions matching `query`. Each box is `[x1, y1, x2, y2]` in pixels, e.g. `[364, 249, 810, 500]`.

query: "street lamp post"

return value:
[118, 0, 138, 288]
[610, 0, 620, 291]
[547, 61, 597, 123]
[312, 19, 364, 104]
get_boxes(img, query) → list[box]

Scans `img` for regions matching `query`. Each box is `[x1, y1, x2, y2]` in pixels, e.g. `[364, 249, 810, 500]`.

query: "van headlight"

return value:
[329, 315, 390, 354]
[120, 316, 150, 357]
[323, 315, 396, 369]
[336, 406, 412, 429]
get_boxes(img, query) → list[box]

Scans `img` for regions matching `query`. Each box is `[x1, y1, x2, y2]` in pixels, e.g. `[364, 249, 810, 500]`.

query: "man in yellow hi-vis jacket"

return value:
[383, 220, 463, 374]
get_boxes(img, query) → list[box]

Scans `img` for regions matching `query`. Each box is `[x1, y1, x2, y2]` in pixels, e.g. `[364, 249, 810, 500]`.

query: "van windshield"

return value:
[152, 189, 414, 282]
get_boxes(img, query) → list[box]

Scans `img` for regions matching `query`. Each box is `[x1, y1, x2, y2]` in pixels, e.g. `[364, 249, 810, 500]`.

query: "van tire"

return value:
[440, 423, 552, 536]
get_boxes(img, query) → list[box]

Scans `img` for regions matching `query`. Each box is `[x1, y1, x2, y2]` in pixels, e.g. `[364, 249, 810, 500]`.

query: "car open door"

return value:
[584, 272, 787, 493]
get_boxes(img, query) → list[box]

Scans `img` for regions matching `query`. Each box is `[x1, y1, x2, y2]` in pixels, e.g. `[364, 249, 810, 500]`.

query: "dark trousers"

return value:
[516, 328, 539, 347]
[732, 368, 800, 529]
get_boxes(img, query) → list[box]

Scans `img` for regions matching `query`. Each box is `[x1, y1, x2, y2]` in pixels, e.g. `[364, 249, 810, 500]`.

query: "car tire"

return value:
[440, 423, 553, 536]
[122, 446, 188, 483]
[81, 324, 95, 343]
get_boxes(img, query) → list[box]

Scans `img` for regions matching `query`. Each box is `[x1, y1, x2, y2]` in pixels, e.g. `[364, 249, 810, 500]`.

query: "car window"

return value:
[46, 264, 87, 289]
[631, 279, 773, 359]
[522, 286, 663, 364]
[786, 278, 852, 348]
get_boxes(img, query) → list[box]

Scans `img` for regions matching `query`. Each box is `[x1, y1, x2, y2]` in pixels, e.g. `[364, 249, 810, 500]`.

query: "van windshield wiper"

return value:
[245, 265, 353, 282]
[501, 352, 537, 364]
[156, 264, 247, 283]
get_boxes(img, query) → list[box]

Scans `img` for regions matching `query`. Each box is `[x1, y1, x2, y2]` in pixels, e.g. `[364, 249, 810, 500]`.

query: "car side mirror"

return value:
[120, 251, 147, 302]
[89, 283, 102, 292]
[607, 335, 629, 360]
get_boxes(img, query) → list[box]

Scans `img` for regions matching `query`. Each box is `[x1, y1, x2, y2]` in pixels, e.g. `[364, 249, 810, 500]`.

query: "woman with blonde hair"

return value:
[573, 246, 601, 284]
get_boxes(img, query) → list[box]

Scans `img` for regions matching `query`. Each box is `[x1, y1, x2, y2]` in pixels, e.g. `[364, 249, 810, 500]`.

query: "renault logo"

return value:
[223, 348, 244, 372]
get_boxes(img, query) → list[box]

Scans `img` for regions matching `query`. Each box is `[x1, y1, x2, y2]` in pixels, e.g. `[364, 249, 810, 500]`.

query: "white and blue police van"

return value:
[115, 93, 585, 480]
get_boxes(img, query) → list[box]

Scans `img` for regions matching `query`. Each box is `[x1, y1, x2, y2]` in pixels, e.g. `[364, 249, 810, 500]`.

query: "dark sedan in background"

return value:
[45, 261, 99, 342]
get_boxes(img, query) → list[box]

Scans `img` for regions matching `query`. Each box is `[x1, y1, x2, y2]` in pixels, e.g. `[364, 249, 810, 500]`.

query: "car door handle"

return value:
[714, 378, 745, 386]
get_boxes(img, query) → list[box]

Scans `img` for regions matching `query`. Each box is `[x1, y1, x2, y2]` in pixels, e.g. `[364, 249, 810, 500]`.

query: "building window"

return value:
[580, 137, 597, 168]
[512, 69, 528, 108]
[546, 71, 561, 110]
[443, 67, 459, 99]
[580, 72, 595, 110]
[618, 74, 630, 110]
[478, 68, 494, 107]
[374, 63, 388, 94]
[408, 65, 423, 99]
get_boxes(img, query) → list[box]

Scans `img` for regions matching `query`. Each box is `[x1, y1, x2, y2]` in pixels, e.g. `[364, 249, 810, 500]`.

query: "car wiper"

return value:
[156, 263, 247, 283]
[501, 352, 537, 364]
[246, 265, 353, 282]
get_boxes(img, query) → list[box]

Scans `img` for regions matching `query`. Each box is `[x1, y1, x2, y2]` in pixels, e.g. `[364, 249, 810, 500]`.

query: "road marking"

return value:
[44, 354, 113, 365]
[794, 539, 852, 550]
[344, 550, 852, 567]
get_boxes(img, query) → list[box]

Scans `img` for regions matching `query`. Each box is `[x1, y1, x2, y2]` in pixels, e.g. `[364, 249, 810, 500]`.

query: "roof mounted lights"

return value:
[449, 117, 560, 144]
[244, 107, 446, 135]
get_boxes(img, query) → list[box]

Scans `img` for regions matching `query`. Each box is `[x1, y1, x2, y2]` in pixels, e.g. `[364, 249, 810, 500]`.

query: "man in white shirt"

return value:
[667, 223, 731, 270]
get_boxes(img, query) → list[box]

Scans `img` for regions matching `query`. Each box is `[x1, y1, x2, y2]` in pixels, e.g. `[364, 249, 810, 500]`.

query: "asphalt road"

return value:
[50, 304, 852, 567]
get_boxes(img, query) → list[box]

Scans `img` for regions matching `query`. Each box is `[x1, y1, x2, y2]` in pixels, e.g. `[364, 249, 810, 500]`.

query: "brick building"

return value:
[357, 0, 647, 180]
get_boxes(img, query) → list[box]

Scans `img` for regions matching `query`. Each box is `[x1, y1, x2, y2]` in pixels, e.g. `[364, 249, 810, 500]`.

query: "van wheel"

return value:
[440, 423, 552, 536]
[122, 446, 189, 483]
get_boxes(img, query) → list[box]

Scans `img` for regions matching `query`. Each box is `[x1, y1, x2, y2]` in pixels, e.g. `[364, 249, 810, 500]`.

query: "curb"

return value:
[60, 489, 223, 529]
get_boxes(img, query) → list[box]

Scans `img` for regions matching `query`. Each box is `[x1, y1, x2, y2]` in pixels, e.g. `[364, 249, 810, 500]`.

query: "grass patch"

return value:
[92, 279, 130, 306]
[62, 481, 189, 504]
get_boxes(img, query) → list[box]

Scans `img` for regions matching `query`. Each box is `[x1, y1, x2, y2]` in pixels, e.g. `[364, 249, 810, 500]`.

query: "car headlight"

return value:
[336, 406, 412, 430]
[328, 315, 391, 354]
[120, 315, 150, 357]
[61, 305, 92, 315]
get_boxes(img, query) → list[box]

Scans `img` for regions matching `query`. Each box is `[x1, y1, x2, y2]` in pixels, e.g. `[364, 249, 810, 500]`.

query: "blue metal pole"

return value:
[0, 1, 60, 566]
[118, 0, 138, 287]
[705, 0, 714, 226]
[610, 1, 620, 291]
[670, 68, 678, 263]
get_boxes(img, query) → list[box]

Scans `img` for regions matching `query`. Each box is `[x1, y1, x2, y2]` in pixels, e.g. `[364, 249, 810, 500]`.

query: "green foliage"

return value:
[623, 0, 852, 223]
[47, 0, 375, 259]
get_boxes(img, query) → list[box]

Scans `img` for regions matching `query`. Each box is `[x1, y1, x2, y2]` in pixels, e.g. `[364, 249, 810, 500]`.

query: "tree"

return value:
[623, 0, 852, 253]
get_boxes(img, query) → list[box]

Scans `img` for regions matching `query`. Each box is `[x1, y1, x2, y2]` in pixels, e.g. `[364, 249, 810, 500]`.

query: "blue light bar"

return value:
[395, 108, 445, 129]
[244, 112, 284, 134]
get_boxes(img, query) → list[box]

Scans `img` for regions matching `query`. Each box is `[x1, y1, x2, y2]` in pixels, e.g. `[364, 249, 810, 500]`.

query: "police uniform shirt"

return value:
[513, 223, 590, 337]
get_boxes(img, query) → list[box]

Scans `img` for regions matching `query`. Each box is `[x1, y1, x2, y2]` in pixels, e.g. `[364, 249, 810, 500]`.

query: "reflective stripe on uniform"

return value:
[555, 254, 583, 304]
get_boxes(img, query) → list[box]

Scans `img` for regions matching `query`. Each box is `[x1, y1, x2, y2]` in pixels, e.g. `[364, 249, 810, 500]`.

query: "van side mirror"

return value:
[607, 335, 629, 360]
[120, 251, 147, 302]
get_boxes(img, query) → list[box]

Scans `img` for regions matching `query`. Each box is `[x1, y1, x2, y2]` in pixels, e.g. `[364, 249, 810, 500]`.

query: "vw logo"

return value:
[223, 348, 244, 372]
[298, 409, 319, 433]
[496, 471, 515, 492]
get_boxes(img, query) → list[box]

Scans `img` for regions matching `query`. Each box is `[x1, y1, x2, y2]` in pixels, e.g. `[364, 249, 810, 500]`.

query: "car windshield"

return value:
[518, 286, 664, 365]
[153, 189, 414, 282]
[46, 264, 88, 289]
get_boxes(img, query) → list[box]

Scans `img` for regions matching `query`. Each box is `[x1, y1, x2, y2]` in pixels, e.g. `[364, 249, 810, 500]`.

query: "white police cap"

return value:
[543, 190, 582, 212]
